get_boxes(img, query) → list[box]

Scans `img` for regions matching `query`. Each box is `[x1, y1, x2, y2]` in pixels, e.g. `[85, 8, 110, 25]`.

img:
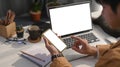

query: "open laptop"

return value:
[48, 1, 106, 61]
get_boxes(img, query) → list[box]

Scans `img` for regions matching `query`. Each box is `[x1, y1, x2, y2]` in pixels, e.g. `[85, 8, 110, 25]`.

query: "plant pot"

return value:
[30, 11, 41, 22]
[16, 29, 24, 38]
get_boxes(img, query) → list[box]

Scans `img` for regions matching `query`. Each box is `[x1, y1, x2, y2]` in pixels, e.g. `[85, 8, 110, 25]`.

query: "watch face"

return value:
[51, 53, 63, 61]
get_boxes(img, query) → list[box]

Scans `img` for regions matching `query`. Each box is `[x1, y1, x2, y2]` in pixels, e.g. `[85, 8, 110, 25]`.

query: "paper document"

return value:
[21, 45, 51, 67]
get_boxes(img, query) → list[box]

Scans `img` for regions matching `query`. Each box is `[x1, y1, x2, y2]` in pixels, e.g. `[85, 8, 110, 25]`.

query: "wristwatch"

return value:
[51, 53, 63, 61]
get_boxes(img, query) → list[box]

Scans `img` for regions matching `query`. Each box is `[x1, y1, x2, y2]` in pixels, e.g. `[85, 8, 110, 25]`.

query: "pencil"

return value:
[21, 51, 46, 62]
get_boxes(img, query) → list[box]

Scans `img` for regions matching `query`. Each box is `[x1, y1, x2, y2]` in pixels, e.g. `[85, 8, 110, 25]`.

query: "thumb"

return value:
[43, 37, 50, 47]
[72, 46, 84, 54]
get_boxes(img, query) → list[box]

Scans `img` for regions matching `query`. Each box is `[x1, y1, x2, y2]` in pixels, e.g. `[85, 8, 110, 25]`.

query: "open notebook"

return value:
[21, 44, 51, 67]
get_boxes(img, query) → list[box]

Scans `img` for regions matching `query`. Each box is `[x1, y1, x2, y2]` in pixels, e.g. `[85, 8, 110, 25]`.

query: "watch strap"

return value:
[51, 53, 63, 61]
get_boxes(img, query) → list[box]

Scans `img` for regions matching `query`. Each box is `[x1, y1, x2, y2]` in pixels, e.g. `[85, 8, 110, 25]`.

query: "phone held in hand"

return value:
[43, 29, 67, 52]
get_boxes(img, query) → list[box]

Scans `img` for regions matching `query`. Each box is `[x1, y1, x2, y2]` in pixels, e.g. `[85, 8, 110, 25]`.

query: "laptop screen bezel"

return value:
[48, 1, 93, 37]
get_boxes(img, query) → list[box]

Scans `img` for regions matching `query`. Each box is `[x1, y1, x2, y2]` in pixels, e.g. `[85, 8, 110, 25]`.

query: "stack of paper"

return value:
[21, 45, 51, 67]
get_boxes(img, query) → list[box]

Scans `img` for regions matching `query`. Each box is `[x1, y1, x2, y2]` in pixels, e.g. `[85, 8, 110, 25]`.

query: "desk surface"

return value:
[0, 24, 118, 67]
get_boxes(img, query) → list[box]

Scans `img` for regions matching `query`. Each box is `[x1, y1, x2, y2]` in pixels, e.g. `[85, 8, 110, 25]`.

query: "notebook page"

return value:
[21, 44, 51, 67]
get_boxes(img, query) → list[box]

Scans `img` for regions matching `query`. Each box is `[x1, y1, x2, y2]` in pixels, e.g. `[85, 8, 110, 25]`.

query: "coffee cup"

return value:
[28, 25, 41, 40]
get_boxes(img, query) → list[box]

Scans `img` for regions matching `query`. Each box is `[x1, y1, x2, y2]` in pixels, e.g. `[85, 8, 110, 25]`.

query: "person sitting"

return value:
[43, 0, 120, 67]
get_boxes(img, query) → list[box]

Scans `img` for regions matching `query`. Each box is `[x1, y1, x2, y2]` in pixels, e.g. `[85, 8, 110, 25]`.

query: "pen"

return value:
[21, 51, 46, 62]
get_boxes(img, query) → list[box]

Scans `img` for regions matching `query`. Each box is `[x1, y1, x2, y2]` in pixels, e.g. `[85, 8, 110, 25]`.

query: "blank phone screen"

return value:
[43, 29, 67, 52]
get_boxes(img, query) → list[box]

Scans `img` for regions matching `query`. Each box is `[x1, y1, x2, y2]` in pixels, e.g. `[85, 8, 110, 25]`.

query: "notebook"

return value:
[48, 1, 106, 61]
[21, 44, 51, 67]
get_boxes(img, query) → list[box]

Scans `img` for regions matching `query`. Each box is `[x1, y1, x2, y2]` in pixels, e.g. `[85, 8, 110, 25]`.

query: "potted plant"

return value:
[16, 25, 24, 38]
[30, 0, 42, 22]
[47, 0, 60, 7]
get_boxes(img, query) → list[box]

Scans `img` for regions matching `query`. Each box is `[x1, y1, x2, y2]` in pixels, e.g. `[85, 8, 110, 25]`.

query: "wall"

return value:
[70, 0, 101, 12]
[0, 0, 101, 18]
[0, 0, 32, 17]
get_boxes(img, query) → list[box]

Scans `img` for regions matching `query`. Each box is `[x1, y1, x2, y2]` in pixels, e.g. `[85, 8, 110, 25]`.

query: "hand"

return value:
[71, 36, 97, 56]
[43, 37, 60, 55]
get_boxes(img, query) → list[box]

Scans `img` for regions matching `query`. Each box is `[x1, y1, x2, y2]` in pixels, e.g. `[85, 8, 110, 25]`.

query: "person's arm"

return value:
[95, 41, 120, 67]
[43, 37, 72, 67]
[50, 56, 72, 67]
[96, 45, 111, 56]
[71, 36, 98, 56]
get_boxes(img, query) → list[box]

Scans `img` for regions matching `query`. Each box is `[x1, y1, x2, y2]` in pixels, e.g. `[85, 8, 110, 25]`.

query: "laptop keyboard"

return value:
[63, 33, 99, 48]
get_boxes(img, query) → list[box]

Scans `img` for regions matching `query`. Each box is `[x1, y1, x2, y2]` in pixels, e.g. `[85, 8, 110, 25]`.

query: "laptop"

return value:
[48, 1, 106, 61]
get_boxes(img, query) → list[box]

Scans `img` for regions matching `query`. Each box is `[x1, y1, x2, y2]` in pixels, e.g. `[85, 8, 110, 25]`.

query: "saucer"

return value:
[28, 36, 41, 43]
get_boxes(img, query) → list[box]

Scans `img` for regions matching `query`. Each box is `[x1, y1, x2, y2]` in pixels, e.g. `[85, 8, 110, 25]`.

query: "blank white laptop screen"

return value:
[49, 2, 92, 36]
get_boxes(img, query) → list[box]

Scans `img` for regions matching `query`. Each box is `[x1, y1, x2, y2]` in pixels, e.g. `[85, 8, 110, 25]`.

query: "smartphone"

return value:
[43, 29, 67, 52]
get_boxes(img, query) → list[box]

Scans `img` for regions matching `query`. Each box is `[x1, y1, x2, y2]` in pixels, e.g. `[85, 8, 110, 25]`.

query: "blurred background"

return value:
[0, 0, 101, 18]
[0, 0, 119, 38]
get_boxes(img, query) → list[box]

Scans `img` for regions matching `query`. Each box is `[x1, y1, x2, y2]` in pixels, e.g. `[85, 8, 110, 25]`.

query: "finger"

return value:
[72, 45, 79, 50]
[71, 36, 88, 46]
[72, 46, 83, 53]
[55, 33, 61, 38]
[43, 37, 53, 46]
[72, 41, 83, 49]
[55, 33, 58, 35]
[72, 41, 81, 47]
[57, 35, 61, 38]
[71, 35, 82, 41]
[43, 37, 50, 46]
